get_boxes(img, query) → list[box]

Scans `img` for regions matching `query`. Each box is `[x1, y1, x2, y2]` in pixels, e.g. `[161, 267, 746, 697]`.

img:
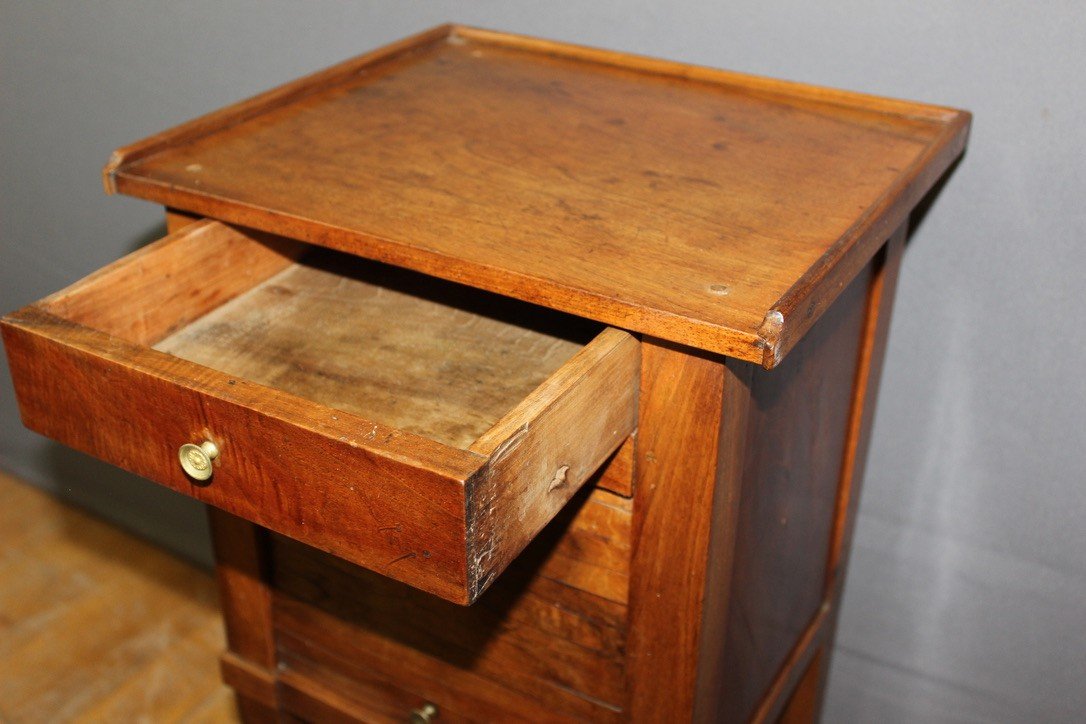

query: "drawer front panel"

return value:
[3, 308, 473, 600]
[277, 638, 581, 724]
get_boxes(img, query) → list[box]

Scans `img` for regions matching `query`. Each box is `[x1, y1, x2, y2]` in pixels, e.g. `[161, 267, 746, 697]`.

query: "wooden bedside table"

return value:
[2, 24, 968, 722]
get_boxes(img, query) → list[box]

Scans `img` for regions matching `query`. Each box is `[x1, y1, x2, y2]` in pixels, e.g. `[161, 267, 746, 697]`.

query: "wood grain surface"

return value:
[106, 25, 969, 367]
[272, 484, 632, 721]
[466, 327, 638, 597]
[207, 509, 278, 712]
[3, 305, 479, 601]
[626, 340, 752, 721]
[0, 472, 237, 723]
[714, 250, 874, 722]
[4, 24, 969, 721]
[155, 248, 592, 450]
[40, 219, 302, 347]
[799, 227, 908, 721]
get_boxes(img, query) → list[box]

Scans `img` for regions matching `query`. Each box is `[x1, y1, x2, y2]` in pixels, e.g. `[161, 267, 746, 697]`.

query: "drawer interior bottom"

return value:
[153, 248, 601, 449]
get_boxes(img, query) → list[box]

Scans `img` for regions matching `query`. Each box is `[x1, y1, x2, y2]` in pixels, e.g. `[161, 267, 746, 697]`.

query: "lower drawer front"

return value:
[270, 484, 632, 722]
[1, 220, 639, 604]
[277, 636, 570, 724]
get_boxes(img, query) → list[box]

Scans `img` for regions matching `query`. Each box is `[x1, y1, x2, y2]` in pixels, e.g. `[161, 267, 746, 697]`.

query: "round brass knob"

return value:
[409, 703, 438, 723]
[178, 440, 220, 481]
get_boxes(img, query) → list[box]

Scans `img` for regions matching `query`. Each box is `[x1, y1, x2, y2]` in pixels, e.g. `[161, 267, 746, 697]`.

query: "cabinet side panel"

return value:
[798, 228, 907, 720]
[714, 258, 874, 721]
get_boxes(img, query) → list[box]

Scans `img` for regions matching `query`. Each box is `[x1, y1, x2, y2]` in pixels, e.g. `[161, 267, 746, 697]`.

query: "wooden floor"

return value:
[0, 471, 239, 723]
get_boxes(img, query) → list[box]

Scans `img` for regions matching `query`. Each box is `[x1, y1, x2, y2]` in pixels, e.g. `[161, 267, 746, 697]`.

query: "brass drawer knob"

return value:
[178, 440, 220, 481]
[409, 703, 438, 723]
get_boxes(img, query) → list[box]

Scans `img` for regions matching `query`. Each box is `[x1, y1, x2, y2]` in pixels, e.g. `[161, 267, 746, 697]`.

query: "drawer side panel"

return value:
[467, 328, 639, 600]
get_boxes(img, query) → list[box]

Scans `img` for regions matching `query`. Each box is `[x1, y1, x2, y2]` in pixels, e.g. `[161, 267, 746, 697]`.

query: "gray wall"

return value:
[2, 3, 1083, 721]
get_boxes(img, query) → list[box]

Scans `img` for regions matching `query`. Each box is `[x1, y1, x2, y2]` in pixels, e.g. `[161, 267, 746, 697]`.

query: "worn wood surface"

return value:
[3, 305, 478, 601]
[3, 24, 968, 721]
[713, 252, 873, 722]
[271, 484, 631, 721]
[164, 210, 640, 506]
[734, 233, 905, 724]
[103, 24, 457, 190]
[165, 207, 202, 232]
[207, 511, 276, 670]
[0, 472, 237, 723]
[157, 249, 593, 449]
[207, 510, 279, 717]
[277, 657, 494, 724]
[596, 435, 635, 498]
[40, 219, 301, 347]
[749, 603, 831, 724]
[466, 327, 638, 597]
[827, 230, 906, 588]
[807, 228, 907, 719]
[776, 648, 826, 724]
[106, 25, 969, 367]
[626, 340, 752, 721]
[2, 220, 637, 603]
[219, 652, 277, 713]
[278, 645, 573, 724]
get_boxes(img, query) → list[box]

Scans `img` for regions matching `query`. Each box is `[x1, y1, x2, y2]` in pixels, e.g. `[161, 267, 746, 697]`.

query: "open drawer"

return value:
[1, 220, 639, 604]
